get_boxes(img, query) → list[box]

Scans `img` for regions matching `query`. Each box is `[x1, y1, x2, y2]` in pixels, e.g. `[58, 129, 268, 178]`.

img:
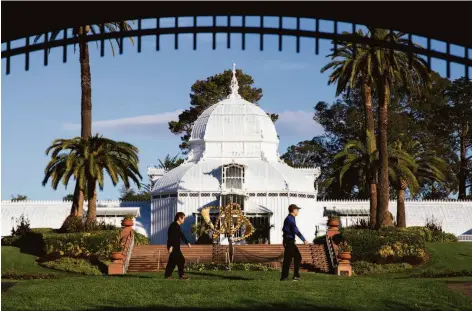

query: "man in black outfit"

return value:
[281, 204, 310, 281]
[165, 212, 191, 280]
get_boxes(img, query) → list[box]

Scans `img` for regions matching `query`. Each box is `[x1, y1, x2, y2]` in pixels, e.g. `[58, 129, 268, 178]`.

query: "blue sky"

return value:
[1, 17, 470, 200]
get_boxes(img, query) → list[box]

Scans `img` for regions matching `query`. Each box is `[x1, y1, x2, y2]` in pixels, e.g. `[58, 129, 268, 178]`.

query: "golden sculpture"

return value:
[200, 201, 254, 263]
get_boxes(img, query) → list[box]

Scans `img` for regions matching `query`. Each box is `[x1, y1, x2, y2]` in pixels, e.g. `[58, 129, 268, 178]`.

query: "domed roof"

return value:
[187, 64, 279, 162]
[190, 97, 278, 143]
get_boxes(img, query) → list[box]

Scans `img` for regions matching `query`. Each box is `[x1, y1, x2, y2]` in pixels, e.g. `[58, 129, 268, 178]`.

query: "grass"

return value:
[1, 247, 62, 275]
[1, 244, 472, 311]
[419, 243, 472, 272]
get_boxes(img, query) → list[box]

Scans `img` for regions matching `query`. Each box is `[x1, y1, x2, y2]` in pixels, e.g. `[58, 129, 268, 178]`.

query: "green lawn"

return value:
[419, 243, 472, 272]
[1, 247, 62, 275]
[2, 244, 472, 311]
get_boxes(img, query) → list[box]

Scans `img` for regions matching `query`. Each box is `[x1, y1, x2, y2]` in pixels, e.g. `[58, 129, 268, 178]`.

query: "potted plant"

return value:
[337, 241, 352, 262]
[111, 234, 124, 261]
[121, 214, 134, 227]
[327, 215, 340, 227]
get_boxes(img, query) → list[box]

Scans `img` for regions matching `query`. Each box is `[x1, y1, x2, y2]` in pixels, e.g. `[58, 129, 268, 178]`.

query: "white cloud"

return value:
[62, 109, 323, 140]
[62, 110, 183, 136]
[276, 110, 324, 137]
[263, 59, 309, 71]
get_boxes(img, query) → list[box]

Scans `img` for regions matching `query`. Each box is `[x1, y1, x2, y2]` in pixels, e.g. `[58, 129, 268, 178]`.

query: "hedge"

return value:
[340, 227, 429, 264]
[40, 258, 103, 276]
[352, 261, 412, 276]
[42, 229, 121, 259]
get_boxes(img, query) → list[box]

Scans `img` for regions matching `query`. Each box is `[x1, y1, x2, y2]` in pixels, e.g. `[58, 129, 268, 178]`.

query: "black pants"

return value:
[165, 246, 185, 277]
[281, 239, 302, 280]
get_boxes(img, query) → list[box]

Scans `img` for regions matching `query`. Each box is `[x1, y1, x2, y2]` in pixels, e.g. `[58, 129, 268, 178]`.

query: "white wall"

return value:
[1, 200, 146, 237]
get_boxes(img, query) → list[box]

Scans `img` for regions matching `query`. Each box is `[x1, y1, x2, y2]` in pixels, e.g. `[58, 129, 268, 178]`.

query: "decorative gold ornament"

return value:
[200, 202, 254, 242]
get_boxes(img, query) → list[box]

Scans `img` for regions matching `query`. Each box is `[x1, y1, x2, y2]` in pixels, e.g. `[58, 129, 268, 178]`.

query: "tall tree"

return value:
[43, 135, 142, 220]
[11, 194, 28, 201]
[35, 22, 134, 217]
[156, 153, 184, 171]
[322, 30, 378, 225]
[444, 77, 472, 199]
[369, 28, 431, 228]
[391, 139, 446, 227]
[169, 69, 278, 153]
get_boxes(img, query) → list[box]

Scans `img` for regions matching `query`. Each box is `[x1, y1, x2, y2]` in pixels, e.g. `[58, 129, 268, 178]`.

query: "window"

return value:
[222, 163, 245, 190]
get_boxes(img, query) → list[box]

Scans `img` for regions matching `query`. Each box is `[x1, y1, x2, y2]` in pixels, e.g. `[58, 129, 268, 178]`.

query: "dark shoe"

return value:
[179, 275, 190, 280]
[165, 276, 173, 280]
[280, 278, 289, 281]
[292, 277, 301, 281]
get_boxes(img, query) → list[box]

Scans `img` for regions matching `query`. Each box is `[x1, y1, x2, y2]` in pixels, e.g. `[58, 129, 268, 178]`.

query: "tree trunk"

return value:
[361, 81, 377, 228]
[70, 182, 84, 217]
[79, 32, 92, 140]
[376, 76, 392, 229]
[458, 123, 468, 200]
[396, 187, 406, 227]
[86, 178, 97, 221]
[72, 29, 92, 217]
[370, 183, 378, 227]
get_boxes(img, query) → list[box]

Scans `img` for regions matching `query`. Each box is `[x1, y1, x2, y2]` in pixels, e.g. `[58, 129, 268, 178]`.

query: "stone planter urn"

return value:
[338, 251, 351, 263]
[328, 218, 340, 228]
[111, 252, 123, 262]
[121, 219, 134, 228]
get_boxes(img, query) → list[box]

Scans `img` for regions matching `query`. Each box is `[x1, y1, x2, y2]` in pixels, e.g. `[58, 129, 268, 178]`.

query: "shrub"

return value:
[10, 214, 32, 239]
[60, 216, 117, 233]
[40, 258, 102, 276]
[352, 261, 412, 276]
[1, 270, 58, 280]
[133, 231, 150, 245]
[340, 227, 427, 264]
[60, 216, 84, 233]
[348, 218, 371, 229]
[123, 214, 134, 220]
[407, 226, 458, 243]
[1, 236, 20, 246]
[42, 229, 121, 259]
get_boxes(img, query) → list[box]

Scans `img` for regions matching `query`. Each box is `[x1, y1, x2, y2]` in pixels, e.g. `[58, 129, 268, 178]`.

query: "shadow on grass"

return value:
[11, 301, 453, 311]
[186, 271, 254, 280]
[1, 282, 17, 293]
[12, 303, 351, 311]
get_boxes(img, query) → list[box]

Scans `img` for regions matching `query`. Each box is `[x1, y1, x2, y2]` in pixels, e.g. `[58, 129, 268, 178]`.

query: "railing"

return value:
[122, 231, 135, 274]
[458, 235, 472, 242]
[325, 235, 338, 273]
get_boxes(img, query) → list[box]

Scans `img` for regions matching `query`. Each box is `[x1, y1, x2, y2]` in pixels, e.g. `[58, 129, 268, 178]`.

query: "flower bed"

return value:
[340, 227, 430, 264]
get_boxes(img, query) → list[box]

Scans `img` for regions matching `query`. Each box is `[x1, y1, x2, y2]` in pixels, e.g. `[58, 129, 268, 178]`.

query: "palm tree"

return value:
[369, 28, 431, 228]
[43, 135, 142, 220]
[388, 141, 419, 227]
[35, 22, 134, 217]
[321, 30, 379, 226]
[333, 135, 377, 226]
[391, 140, 447, 227]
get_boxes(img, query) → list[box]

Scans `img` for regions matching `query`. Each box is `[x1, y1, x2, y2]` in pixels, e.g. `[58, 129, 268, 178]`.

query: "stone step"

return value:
[127, 243, 331, 273]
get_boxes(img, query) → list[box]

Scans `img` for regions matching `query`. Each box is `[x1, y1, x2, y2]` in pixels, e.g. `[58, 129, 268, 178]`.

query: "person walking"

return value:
[281, 204, 310, 281]
[165, 212, 192, 280]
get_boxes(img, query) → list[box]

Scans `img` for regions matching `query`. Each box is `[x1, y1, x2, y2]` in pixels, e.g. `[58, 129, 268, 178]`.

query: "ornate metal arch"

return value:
[2, 16, 471, 78]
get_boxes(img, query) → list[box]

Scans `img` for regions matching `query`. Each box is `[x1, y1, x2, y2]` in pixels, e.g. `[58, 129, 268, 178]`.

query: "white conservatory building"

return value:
[149, 65, 321, 245]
